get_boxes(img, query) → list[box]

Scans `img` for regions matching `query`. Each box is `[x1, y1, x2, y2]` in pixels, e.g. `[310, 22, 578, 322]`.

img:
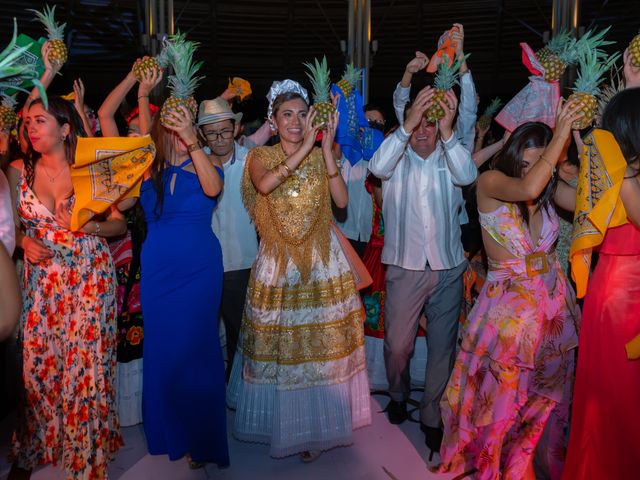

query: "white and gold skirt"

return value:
[227, 229, 371, 457]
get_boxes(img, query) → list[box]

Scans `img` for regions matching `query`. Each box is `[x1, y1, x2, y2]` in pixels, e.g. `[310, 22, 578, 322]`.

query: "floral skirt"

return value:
[439, 257, 579, 479]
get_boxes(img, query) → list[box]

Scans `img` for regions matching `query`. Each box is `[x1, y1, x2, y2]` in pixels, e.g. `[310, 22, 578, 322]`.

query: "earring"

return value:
[60, 135, 66, 141]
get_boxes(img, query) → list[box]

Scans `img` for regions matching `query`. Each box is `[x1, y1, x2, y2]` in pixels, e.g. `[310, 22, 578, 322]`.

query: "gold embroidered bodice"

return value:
[242, 144, 332, 281]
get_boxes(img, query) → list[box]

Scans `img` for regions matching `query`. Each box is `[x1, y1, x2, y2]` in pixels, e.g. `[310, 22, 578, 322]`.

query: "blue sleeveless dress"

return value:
[139, 159, 229, 466]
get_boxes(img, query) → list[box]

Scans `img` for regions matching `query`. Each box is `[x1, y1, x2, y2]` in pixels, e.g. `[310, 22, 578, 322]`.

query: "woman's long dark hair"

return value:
[490, 122, 555, 224]
[23, 96, 86, 188]
[601, 87, 640, 168]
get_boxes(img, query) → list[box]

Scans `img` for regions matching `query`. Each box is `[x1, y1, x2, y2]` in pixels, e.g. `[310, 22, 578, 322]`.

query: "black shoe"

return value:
[420, 424, 443, 460]
[386, 400, 408, 424]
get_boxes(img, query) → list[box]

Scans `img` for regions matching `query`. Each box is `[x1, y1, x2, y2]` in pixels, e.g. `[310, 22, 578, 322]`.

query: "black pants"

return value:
[349, 239, 368, 259]
[221, 268, 251, 376]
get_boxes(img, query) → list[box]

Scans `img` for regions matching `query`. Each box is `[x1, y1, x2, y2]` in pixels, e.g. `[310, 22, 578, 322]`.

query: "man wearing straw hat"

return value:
[198, 97, 258, 378]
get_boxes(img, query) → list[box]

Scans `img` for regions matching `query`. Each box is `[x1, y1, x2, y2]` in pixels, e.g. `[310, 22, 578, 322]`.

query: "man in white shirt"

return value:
[369, 83, 477, 454]
[198, 98, 259, 376]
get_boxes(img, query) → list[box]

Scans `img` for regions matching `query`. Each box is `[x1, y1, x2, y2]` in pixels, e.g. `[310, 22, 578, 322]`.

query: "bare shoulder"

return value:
[476, 170, 504, 212]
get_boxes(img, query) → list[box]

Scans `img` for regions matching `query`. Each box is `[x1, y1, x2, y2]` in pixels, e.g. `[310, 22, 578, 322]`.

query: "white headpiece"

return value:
[266, 79, 309, 120]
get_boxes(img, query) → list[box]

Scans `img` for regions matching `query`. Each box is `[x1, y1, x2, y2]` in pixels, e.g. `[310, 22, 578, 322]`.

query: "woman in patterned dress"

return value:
[6, 97, 124, 480]
[438, 101, 583, 479]
[227, 81, 371, 461]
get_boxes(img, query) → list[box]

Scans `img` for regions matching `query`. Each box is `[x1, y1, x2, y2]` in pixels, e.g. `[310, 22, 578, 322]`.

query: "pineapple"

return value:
[535, 31, 575, 82]
[159, 33, 204, 127]
[536, 28, 613, 83]
[133, 54, 167, 82]
[336, 63, 361, 98]
[424, 53, 469, 123]
[29, 5, 67, 70]
[628, 33, 640, 67]
[303, 56, 335, 129]
[0, 94, 17, 132]
[568, 48, 621, 130]
[478, 97, 502, 130]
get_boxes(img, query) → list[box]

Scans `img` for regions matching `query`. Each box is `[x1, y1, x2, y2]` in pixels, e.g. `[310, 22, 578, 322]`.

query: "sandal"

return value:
[300, 450, 322, 463]
[186, 454, 206, 469]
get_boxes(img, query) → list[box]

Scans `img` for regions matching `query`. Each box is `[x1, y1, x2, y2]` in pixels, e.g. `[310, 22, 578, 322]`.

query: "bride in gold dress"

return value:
[227, 80, 371, 461]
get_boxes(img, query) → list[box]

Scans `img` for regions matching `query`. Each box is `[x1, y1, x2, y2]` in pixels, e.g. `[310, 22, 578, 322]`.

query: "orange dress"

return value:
[563, 223, 640, 479]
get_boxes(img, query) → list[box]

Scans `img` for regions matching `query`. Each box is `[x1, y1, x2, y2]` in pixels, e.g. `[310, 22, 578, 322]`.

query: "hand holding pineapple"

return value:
[438, 90, 459, 140]
[404, 86, 436, 132]
[162, 105, 199, 145]
[41, 42, 62, 76]
[624, 37, 640, 88]
[137, 63, 163, 98]
[554, 98, 584, 144]
[450, 24, 468, 74]
[29, 5, 67, 70]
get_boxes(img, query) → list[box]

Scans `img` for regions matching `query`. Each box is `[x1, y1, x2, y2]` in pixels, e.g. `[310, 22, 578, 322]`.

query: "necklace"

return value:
[40, 162, 68, 183]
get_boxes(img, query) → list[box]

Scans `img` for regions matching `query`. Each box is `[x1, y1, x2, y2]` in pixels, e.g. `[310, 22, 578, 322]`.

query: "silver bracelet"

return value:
[94, 221, 101, 235]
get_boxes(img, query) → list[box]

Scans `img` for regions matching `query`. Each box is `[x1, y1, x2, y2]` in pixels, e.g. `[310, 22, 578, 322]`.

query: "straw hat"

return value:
[197, 97, 242, 126]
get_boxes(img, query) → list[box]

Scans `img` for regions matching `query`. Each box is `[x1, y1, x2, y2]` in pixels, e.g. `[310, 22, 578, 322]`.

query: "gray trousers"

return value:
[383, 261, 466, 428]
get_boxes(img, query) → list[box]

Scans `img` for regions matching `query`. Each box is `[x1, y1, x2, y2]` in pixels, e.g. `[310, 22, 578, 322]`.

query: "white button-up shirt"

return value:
[368, 128, 477, 271]
[335, 158, 373, 243]
[211, 143, 259, 272]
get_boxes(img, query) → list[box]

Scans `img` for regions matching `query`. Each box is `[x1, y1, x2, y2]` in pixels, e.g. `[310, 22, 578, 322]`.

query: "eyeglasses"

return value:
[203, 129, 234, 141]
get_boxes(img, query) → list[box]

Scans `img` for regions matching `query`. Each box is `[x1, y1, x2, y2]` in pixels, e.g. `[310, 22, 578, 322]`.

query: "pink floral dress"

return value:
[10, 175, 122, 479]
[439, 202, 579, 479]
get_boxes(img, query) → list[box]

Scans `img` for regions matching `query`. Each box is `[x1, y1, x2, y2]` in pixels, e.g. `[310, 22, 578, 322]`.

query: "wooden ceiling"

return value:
[2, 0, 638, 123]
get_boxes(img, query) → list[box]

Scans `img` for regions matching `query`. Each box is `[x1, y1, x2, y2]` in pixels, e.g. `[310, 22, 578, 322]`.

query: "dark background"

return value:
[1, 0, 638, 126]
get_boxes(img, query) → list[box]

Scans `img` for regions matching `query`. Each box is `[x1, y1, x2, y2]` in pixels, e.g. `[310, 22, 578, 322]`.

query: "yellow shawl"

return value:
[570, 129, 628, 298]
[70, 135, 155, 231]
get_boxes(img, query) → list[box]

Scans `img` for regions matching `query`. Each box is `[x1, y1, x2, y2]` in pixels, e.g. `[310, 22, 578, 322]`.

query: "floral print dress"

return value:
[10, 175, 122, 479]
[439, 202, 579, 480]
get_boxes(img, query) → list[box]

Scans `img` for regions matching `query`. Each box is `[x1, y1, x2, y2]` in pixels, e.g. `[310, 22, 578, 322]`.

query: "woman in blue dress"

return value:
[139, 105, 228, 468]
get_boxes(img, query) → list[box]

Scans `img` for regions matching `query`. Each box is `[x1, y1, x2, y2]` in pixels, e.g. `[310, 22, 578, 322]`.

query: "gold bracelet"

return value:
[280, 161, 291, 176]
[327, 170, 340, 179]
[187, 141, 203, 153]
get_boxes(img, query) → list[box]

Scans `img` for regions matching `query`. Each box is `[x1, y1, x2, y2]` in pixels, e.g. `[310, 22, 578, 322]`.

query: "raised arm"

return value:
[322, 108, 348, 208]
[72, 79, 94, 137]
[98, 62, 138, 137]
[438, 90, 477, 185]
[21, 41, 61, 115]
[137, 66, 163, 136]
[451, 25, 477, 151]
[165, 106, 223, 197]
[478, 100, 583, 203]
[394, 51, 429, 125]
[371, 86, 434, 179]
[473, 137, 505, 167]
[249, 109, 320, 195]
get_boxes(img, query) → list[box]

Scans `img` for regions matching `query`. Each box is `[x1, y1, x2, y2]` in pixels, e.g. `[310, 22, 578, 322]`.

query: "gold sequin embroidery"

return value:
[242, 145, 331, 282]
[242, 309, 365, 365]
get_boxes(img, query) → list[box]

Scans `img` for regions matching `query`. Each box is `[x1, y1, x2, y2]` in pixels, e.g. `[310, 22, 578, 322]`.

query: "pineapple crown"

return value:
[573, 27, 615, 62]
[544, 30, 574, 58]
[303, 56, 331, 103]
[29, 4, 66, 41]
[341, 63, 362, 88]
[482, 97, 502, 117]
[573, 47, 621, 96]
[0, 93, 17, 110]
[0, 19, 46, 106]
[433, 53, 470, 91]
[596, 63, 625, 124]
[164, 32, 204, 99]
